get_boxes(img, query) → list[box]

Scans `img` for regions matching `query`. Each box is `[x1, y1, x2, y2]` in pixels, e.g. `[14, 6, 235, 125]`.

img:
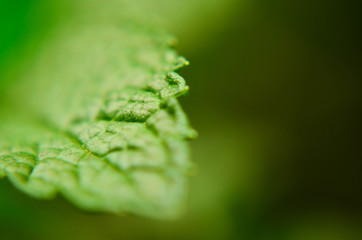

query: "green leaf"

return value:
[0, 1, 196, 219]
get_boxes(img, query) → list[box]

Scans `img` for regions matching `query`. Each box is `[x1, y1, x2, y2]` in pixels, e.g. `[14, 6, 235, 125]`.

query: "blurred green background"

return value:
[1, 0, 361, 239]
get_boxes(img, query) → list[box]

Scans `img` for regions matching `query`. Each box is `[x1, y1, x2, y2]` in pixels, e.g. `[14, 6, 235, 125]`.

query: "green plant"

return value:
[0, 0, 197, 219]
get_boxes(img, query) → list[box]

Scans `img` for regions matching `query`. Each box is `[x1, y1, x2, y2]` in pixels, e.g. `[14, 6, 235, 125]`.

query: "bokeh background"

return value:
[1, 0, 361, 239]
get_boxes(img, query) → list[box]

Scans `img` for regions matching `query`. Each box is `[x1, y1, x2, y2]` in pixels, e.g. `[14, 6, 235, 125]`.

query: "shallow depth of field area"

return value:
[0, 1, 361, 239]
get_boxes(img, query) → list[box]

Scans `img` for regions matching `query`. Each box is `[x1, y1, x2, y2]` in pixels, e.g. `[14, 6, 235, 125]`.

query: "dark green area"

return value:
[0, 0, 32, 62]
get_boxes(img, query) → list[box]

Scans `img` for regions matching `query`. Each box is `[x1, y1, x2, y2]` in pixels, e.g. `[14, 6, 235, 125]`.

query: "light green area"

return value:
[0, 0, 196, 219]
